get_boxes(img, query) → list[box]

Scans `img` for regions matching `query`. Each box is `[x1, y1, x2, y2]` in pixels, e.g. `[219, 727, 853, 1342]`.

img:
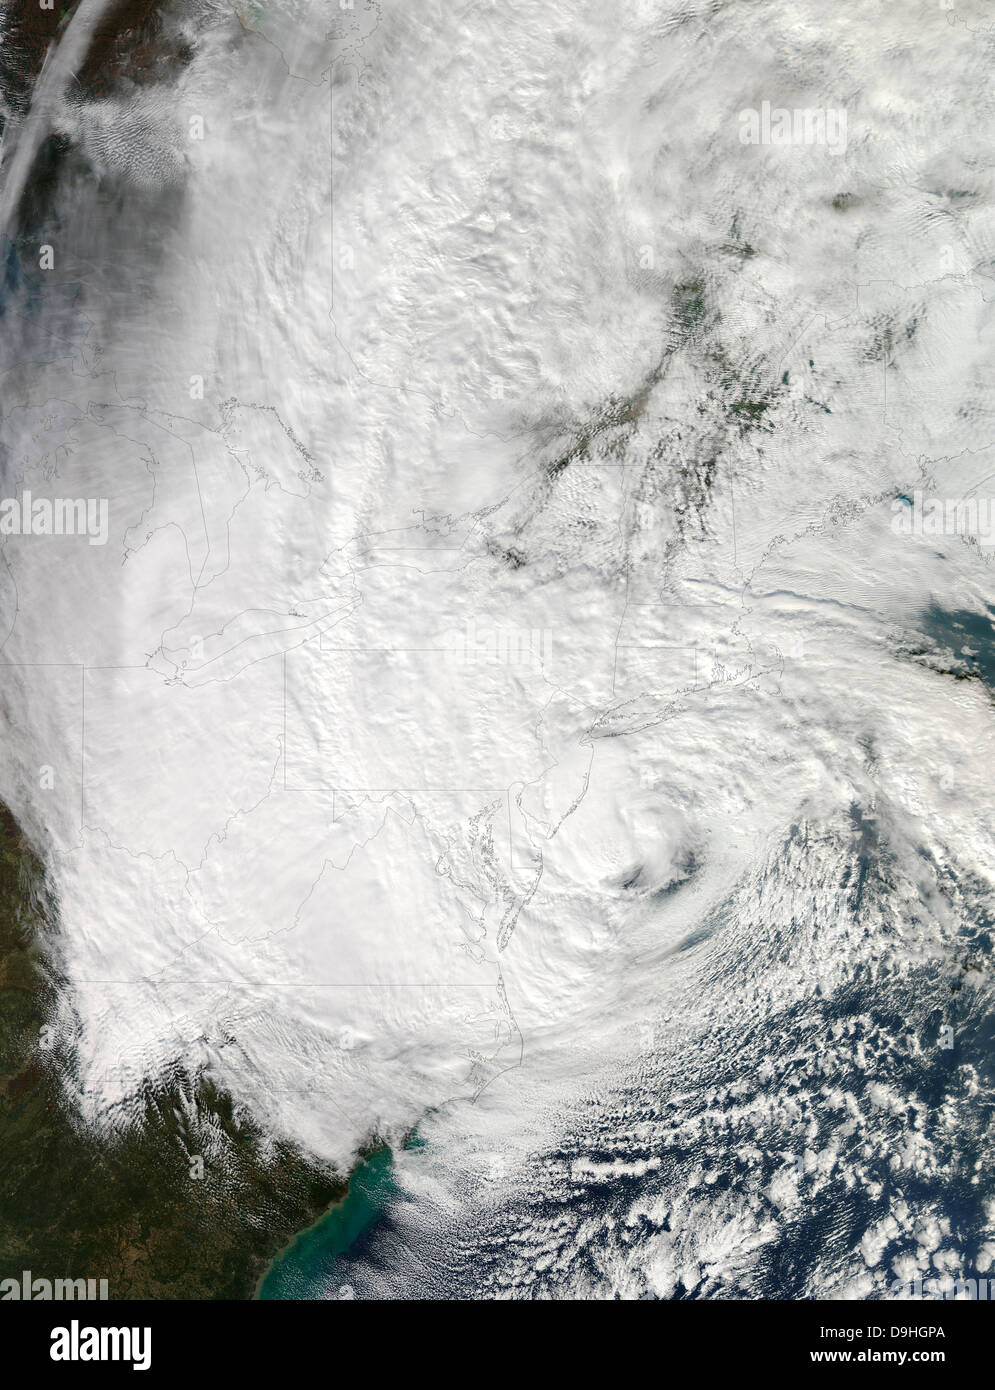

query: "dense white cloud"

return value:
[1, 0, 994, 1295]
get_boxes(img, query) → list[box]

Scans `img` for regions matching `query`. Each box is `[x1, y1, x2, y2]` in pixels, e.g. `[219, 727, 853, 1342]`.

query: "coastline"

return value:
[255, 1144, 395, 1300]
[0, 800, 350, 1300]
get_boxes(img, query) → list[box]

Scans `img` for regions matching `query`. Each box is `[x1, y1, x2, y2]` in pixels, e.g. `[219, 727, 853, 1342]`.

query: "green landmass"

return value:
[0, 803, 347, 1299]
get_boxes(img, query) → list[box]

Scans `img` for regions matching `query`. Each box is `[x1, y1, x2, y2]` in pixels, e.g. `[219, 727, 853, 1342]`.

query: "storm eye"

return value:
[614, 851, 700, 897]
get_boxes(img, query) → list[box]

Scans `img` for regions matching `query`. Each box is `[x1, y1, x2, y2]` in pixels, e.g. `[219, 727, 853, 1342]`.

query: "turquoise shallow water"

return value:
[257, 1146, 395, 1299]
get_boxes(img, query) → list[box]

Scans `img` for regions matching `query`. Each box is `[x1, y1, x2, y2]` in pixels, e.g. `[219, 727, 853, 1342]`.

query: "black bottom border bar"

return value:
[5, 1296, 977, 1376]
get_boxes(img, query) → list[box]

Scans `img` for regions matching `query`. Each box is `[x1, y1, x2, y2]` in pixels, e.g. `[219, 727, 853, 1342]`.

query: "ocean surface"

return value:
[258, 1148, 395, 1300]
